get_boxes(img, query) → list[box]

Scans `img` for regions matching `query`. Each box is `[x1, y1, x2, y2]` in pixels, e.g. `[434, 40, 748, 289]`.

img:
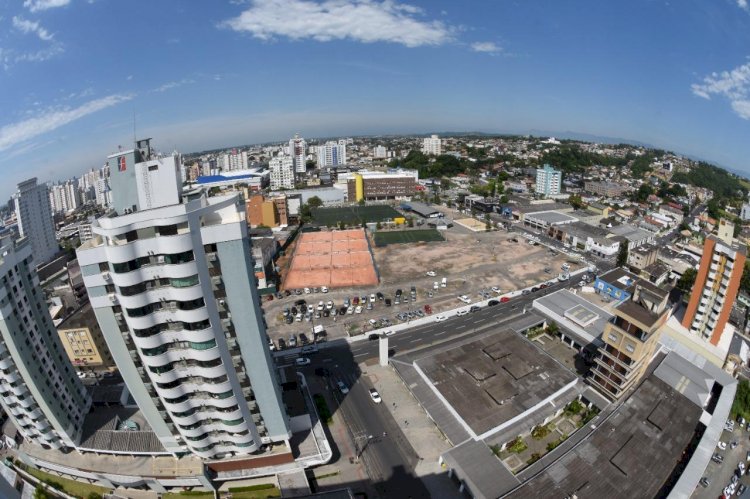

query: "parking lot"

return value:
[694, 419, 750, 498]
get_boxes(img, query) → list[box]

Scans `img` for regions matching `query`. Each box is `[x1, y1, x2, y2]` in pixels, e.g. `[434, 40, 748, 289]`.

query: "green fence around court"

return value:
[312, 205, 401, 226]
[373, 229, 445, 246]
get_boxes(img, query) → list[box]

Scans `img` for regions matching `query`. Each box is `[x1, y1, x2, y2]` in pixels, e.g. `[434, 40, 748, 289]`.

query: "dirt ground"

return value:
[373, 227, 580, 291]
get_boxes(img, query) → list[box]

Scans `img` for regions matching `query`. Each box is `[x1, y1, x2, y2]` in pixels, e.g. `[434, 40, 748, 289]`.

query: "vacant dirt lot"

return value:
[373, 228, 579, 291]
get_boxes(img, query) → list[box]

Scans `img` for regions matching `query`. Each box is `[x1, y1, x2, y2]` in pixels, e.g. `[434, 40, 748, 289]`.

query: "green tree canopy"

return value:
[307, 196, 323, 208]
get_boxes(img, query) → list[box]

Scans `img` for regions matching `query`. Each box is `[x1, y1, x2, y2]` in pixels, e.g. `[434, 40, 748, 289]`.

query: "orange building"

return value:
[246, 194, 280, 228]
[681, 235, 746, 345]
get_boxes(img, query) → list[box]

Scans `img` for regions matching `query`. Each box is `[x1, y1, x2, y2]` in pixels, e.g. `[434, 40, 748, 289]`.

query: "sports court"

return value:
[283, 229, 379, 289]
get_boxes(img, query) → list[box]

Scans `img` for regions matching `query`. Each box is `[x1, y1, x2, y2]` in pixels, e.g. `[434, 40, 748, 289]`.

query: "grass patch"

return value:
[732, 379, 750, 421]
[373, 229, 445, 247]
[312, 205, 401, 227]
[313, 394, 333, 424]
[506, 437, 528, 454]
[580, 406, 600, 426]
[564, 399, 584, 417]
[18, 464, 110, 498]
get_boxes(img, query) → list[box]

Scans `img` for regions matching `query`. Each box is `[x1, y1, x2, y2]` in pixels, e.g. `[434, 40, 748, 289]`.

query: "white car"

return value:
[76, 371, 86, 379]
[491, 286, 501, 293]
[355, 306, 363, 314]
[456, 309, 469, 316]
[337, 381, 349, 394]
[434, 315, 447, 322]
[295, 358, 311, 366]
[426, 271, 437, 277]
[321, 286, 329, 293]
[384, 330, 395, 336]
[326, 301, 334, 309]
[458, 295, 471, 304]
[718, 441, 727, 450]
[369, 388, 382, 404]
[304, 287, 311, 294]
[368, 319, 378, 325]
[347, 306, 355, 315]
[317, 301, 325, 311]
[433, 281, 439, 289]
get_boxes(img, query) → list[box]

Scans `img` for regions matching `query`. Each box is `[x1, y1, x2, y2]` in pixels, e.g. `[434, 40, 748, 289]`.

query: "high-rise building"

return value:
[317, 141, 346, 168]
[269, 155, 295, 190]
[590, 280, 670, 399]
[535, 164, 562, 196]
[681, 235, 746, 345]
[13, 178, 59, 267]
[289, 134, 307, 174]
[422, 134, 442, 155]
[0, 236, 92, 449]
[373, 145, 388, 159]
[77, 139, 290, 459]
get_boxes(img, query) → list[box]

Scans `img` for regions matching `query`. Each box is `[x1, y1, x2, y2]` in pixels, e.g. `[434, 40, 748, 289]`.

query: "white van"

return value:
[441, 277, 447, 288]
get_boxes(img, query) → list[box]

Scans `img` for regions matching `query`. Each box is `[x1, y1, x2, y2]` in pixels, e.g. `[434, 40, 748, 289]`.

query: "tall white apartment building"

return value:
[77, 139, 290, 459]
[218, 150, 248, 172]
[422, 134, 442, 155]
[13, 178, 59, 267]
[49, 179, 81, 214]
[373, 145, 388, 159]
[269, 156, 295, 190]
[289, 134, 307, 174]
[0, 236, 91, 449]
[317, 141, 347, 168]
[535, 164, 562, 196]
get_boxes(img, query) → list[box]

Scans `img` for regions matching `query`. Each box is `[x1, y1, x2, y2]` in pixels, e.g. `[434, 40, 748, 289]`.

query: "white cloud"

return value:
[23, 0, 70, 13]
[12, 16, 54, 41]
[222, 0, 453, 48]
[151, 78, 195, 93]
[738, 0, 749, 11]
[692, 61, 750, 119]
[471, 41, 502, 54]
[0, 94, 133, 152]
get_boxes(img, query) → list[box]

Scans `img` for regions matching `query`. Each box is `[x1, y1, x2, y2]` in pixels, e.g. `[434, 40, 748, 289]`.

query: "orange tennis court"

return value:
[283, 229, 379, 289]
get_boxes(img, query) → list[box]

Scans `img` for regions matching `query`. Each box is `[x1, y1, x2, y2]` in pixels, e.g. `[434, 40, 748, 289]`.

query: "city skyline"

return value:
[1, 0, 750, 201]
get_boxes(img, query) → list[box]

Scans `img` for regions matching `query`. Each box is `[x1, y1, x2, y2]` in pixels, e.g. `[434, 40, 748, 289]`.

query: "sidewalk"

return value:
[364, 362, 461, 499]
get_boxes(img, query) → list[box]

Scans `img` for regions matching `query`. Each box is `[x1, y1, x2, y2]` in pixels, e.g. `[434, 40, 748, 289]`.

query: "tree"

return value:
[299, 203, 312, 223]
[568, 194, 585, 210]
[740, 261, 750, 294]
[616, 243, 628, 266]
[33, 485, 51, 499]
[307, 196, 323, 208]
[676, 267, 697, 294]
[375, 222, 382, 231]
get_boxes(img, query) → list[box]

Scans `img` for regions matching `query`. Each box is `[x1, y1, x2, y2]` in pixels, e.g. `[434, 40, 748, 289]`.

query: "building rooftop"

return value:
[506, 375, 702, 499]
[533, 290, 613, 346]
[525, 210, 578, 225]
[78, 406, 167, 454]
[442, 440, 518, 499]
[401, 201, 441, 217]
[608, 223, 655, 242]
[416, 331, 577, 437]
[598, 267, 668, 299]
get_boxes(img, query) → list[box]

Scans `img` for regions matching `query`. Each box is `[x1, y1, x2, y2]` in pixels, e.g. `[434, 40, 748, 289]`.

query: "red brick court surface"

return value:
[283, 229, 379, 289]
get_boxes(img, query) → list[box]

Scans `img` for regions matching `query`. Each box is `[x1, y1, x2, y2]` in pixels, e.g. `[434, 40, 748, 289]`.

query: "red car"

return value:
[352, 296, 359, 305]
[424, 304, 432, 314]
[500, 296, 511, 303]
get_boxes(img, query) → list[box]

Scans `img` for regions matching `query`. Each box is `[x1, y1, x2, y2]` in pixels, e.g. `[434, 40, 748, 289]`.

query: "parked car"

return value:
[426, 271, 436, 277]
[337, 381, 349, 394]
[299, 333, 309, 345]
[278, 338, 286, 350]
[458, 295, 471, 304]
[288, 335, 297, 348]
[491, 286, 501, 293]
[488, 299, 499, 306]
[369, 388, 382, 404]
[718, 441, 728, 450]
[424, 304, 432, 314]
[699, 477, 710, 487]
[456, 309, 469, 316]
[434, 315, 447, 322]
[500, 297, 511, 303]
[385, 298, 392, 307]
[377, 292, 384, 300]
[368, 333, 379, 341]
[321, 286, 329, 293]
[295, 358, 311, 366]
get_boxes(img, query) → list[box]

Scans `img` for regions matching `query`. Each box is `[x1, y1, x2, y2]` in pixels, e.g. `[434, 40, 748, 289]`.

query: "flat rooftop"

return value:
[416, 331, 577, 436]
[525, 210, 577, 225]
[505, 375, 702, 499]
[79, 406, 167, 454]
[598, 266, 668, 299]
[533, 290, 613, 346]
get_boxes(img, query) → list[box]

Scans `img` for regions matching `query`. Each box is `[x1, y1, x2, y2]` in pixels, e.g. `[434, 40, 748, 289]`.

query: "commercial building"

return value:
[195, 168, 269, 192]
[373, 145, 388, 158]
[77, 139, 290, 459]
[547, 221, 621, 258]
[316, 141, 346, 168]
[56, 302, 115, 374]
[0, 236, 92, 449]
[681, 235, 747, 346]
[627, 243, 659, 271]
[590, 280, 670, 399]
[246, 194, 287, 228]
[422, 134, 442, 155]
[344, 171, 417, 201]
[584, 180, 628, 197]
[269, 155, 295, 190]
[13, 178, 59, 267]
[535, 164, 562, 196]
[289, 134, 307, 174]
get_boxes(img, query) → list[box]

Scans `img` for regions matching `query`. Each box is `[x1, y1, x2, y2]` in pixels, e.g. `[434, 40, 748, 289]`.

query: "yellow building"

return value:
[57, 302, 115, 373]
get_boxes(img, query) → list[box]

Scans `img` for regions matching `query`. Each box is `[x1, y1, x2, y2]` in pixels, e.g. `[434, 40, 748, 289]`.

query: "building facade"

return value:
[681, 235, 747, 345]
[289, 134, 307, 174]
[422, 134, 442, 155]
[77, 140, 290, 459]
[590, 283, 670, 399]
[0, 237, 91, 449]
[269, 156, 295, 190]
[317, 141, 346, 168]
[346, 173, 417, 201]
[535, 164, 562, 196]
[584, 181, 627, 197]
[14, 178, 59, 267]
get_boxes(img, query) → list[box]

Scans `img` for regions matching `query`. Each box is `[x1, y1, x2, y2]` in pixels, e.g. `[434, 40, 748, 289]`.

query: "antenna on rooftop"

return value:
[132, 108, 137, 147]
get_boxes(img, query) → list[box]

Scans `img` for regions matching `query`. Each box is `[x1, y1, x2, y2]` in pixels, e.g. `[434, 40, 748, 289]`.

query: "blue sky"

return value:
[1, 0, 750, 200]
